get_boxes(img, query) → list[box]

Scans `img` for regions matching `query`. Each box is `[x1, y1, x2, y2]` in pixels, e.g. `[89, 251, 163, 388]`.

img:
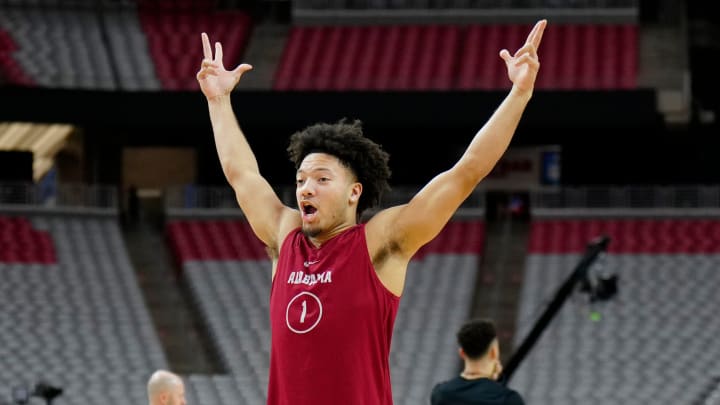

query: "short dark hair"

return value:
[457, 318, 497, 359]
[286, 119, 391, 216]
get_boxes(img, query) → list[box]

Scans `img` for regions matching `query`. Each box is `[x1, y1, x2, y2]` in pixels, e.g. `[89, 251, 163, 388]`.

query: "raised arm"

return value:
[372, 19, 547, 257]
[197, 33, 298, 250]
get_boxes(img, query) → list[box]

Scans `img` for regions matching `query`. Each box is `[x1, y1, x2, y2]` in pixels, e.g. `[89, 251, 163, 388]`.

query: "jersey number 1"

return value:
[300, 300, 307, 323]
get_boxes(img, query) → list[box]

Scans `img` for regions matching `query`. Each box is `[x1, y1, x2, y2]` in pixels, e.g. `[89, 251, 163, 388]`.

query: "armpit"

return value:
[264, 244, 278, 260]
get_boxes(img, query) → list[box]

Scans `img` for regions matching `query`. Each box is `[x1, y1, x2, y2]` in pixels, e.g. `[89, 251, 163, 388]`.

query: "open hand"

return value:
[196, 32, 253, 100]
[499, 19, 546, 92]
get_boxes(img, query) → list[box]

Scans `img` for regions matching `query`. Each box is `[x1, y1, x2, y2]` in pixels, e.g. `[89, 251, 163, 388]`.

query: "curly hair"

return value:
[287, 119, 391, 217]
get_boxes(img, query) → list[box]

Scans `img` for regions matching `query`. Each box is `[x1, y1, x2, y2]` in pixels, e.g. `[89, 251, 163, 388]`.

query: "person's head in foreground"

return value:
[147, 370, 186, 405]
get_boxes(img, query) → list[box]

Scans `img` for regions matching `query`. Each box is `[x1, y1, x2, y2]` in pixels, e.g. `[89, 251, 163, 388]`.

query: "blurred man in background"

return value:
[431, 318, 524, 405]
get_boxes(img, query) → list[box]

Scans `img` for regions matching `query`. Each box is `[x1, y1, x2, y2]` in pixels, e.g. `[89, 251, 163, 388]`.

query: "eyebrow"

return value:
[297, 167, 333, 175]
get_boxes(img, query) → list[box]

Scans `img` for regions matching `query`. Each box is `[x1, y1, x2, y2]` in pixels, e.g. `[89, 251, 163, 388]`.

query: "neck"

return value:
[461, 359, 494, 380]
[306, 222, 356, 247]
[460, 370, 491, 380]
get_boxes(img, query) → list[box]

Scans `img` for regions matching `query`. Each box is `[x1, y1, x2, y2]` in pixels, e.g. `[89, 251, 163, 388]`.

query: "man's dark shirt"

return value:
[430, 377, 525, 405]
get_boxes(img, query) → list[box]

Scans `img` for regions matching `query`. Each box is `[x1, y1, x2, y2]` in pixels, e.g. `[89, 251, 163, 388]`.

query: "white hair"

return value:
[147, 370, 183, 404]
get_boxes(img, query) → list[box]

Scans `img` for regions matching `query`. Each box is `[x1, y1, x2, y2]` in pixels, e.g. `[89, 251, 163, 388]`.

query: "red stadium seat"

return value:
[0, 216, 56, 264]
[272, 22, 637, 91]
[139, 9, 253, 91]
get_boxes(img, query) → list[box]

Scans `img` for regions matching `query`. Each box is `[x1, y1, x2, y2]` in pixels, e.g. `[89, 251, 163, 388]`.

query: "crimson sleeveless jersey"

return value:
[268, 224, 400, 405]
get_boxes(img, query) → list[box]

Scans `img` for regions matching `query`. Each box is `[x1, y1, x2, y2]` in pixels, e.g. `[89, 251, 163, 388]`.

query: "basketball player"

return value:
[196, 19, 546, 405]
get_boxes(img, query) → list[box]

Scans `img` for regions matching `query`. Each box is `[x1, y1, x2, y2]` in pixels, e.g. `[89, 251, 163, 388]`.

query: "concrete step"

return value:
[122, 210, 225, 374]
[471, 217, 530, 364]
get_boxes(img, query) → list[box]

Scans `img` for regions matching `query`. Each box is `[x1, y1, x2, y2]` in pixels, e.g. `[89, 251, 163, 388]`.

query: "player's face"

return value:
[296, 153, 358, 237]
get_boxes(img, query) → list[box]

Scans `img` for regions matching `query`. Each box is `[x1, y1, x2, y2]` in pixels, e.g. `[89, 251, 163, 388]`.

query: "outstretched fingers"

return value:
[500, 20, 546, 63]
[499, 48, 512, 62]
[525, 19, 547, 51]
[214, 42, 224, 67]
[199, 33, 253, 83]
[232, 63, 254, 76]
[201, 32, 212, 60]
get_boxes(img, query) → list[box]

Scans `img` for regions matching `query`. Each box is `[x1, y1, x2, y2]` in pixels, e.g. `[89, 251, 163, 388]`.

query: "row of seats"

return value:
[0, 0, 635, 8]
[1, 6, 636, 92]
[529, 219, 720, 253]
[136, 0, 217, 10]
[139, 10, 253, 90]
[0, 215, 169, 405]
[513, 218, 720, 405]
[0, 213, 295, 405]
[274, 23, 638, 91]
[166, 219, 268, 261]
[166, 218, 484, 261]
[0, 28, 34, 85]
[0, 215, 55, 263]
[0, 7, 253, 90]
[294, 0, 638, 10]
[16, 212, 719, 404]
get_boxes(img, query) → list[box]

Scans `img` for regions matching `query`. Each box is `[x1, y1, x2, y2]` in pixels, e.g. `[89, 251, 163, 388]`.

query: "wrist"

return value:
[509, 85, 533, 102]
[207, 94, 233, 107]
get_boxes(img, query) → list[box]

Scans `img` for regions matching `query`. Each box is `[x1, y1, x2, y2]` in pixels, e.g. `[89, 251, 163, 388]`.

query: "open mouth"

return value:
[300, 202, 317, 217]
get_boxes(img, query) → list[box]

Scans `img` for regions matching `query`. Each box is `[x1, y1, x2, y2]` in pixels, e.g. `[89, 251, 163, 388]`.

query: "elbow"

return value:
[221, 160, 243, 185]
[455, 156, 492, 185]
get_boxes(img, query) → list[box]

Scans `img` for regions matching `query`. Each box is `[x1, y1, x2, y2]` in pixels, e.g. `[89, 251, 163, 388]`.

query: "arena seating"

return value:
[510, 218, 720, 405]
[101, 8, 163, 91]
[0, 8, 116, 89]
[0, 4, 637, 93]
[0, 214, 167, 404]
[0, 28, 34, 86]
[0, 3, 253, 91]
[0, 215, 55, 263]
[138, 4, 253, 91]
[273, 23, 638, 91]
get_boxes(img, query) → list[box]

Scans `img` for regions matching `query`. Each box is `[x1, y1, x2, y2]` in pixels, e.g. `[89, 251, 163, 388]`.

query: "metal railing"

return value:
[531, 185, 720, 209]
[294, 0, 638, 10]
[11, 183, 718, 213]
[165, 184, 485, 211]
[165, 184, 240, 211]
[0, 182, 118, 210]
[292, 0, 639, 24]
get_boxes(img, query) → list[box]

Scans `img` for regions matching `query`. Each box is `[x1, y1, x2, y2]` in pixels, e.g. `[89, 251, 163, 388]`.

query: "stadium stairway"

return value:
[471, 215, 530, 365]
[121, 210, 224, 375]
[236, 22, 291, 90]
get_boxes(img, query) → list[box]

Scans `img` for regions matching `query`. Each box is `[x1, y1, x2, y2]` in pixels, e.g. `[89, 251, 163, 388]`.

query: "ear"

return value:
[488, 340, 500, 361]
[349, 182, 362, 203]
[458, 348, 466, 360]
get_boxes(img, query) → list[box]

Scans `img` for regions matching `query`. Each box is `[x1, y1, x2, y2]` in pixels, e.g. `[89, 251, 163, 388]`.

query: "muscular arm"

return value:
[198, 33, 298, 251]
[206, 97, 296, 248]
[368, 20, 547, 269]
[382, 86, 531, 252]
